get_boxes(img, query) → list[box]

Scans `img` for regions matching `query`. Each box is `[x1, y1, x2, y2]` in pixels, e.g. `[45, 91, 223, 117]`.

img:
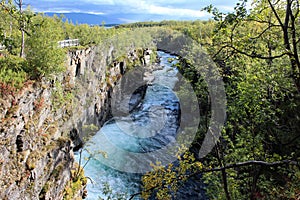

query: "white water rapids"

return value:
[75, 51, 181, 199]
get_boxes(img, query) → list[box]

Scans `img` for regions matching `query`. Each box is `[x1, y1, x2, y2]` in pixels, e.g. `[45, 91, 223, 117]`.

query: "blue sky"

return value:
[24, 0, 245, 24]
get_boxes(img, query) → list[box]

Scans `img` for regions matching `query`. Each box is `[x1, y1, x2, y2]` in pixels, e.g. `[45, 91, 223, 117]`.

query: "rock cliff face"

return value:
[0, 45, 153, 200]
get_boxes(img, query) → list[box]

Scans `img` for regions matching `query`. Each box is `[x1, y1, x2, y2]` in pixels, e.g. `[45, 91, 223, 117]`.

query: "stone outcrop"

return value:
[0, 45, 153, 200]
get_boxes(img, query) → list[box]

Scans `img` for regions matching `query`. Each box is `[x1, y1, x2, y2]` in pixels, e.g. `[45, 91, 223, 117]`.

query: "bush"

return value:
[0, 55, 27, 89]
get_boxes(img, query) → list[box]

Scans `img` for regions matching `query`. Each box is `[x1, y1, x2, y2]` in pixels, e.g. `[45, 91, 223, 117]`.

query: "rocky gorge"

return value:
[0, 44, 154, 200]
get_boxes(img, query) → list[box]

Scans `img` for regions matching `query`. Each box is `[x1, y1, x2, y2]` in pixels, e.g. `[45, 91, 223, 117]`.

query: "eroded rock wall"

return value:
[0, 45, 152, 200]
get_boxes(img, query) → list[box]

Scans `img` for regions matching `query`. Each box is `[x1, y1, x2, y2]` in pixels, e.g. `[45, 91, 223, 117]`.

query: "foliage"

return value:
[167, 1, 300, 199]
[0, 54, 27, 88]
[141, 146, 203, 200]
[63, 162, 87, 200]
[0, 2, 67, 82]
[98, 182, 127, 200]
[138, 1, 300, 200]
[51, 81, 74, 113]
[25, 14, 66, 78]
[62, 17, 124, 47]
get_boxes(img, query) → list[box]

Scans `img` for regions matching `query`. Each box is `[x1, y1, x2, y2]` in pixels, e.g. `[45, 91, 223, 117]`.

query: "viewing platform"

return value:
[58, 39, 79, 48]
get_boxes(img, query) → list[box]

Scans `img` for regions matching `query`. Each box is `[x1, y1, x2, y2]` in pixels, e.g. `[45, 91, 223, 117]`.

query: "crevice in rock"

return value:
[16, 134, 23, 153]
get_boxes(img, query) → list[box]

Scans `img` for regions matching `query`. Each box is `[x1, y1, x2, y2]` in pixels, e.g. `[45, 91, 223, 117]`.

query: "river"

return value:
[75, 51, 205, 199]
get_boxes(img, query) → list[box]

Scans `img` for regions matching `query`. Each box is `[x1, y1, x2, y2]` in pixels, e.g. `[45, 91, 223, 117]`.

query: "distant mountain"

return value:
[43, 12, 197, 27]
[44, 12, 123, 26]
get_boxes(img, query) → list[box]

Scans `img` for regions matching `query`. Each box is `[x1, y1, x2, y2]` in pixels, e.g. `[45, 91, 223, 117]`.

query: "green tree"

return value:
[25, 14, 66, 78]
[200, 0, 300, 199]
[0, 0, 34, 57]
[0, 0, 18, 54]
[204, 0, 300, 93]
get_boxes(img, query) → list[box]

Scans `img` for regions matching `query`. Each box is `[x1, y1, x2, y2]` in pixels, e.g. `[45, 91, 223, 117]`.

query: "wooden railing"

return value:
[58, 39, 80, 48]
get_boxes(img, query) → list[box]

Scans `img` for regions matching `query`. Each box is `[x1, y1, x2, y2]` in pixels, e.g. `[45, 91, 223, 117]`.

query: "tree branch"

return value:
[0, 3, 18, 21]
[201, 160, 299, 173]
[249, 26, 272, 40]
[129, 186, 155, 200]
[267, 0, 285, 29]
[245, 18, 282, 27]
[229, 45, 289, 59]
[289, 0, 300, 73]
[281, 134, 300, 146]
[130, 159, 299, 199]
[212, 44, 231, 59]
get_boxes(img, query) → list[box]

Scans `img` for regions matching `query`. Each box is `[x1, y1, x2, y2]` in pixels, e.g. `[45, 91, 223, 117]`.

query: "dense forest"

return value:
[1, 0, 300, 199]
[139, 1, 300, 199]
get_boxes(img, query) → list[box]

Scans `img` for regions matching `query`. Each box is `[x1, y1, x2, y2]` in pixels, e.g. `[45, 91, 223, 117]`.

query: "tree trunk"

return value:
[20, 28, 25, 58]
[268, 0, 300, 93]
[250, 166, 261, 200]
[16, 0, 25, 58]
[216, 145, 231, 200]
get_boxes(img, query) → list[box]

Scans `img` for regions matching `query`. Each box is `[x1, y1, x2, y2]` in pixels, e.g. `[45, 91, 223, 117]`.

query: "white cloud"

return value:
[86, 11, 106, 15]
[147, 5, 207, 17]
[110, 0, 207, 18]
[83, 0, 115, 5]
[34, 8, 81, 13]
[34, 0, 208, 18]
[26, 0, 240, 22]
[117, 18, 139, 23]
[35, 8, 105, 15]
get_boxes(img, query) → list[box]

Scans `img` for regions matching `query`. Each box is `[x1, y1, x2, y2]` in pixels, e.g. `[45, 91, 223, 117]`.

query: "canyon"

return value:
[0, 43, 153, 200]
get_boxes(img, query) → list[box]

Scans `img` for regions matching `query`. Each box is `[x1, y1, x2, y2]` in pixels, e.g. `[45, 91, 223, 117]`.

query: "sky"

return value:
[24, 0, 244, 24]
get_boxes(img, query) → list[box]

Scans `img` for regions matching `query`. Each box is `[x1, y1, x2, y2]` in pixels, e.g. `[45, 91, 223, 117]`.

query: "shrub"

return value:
[0, 55, 27, 89]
